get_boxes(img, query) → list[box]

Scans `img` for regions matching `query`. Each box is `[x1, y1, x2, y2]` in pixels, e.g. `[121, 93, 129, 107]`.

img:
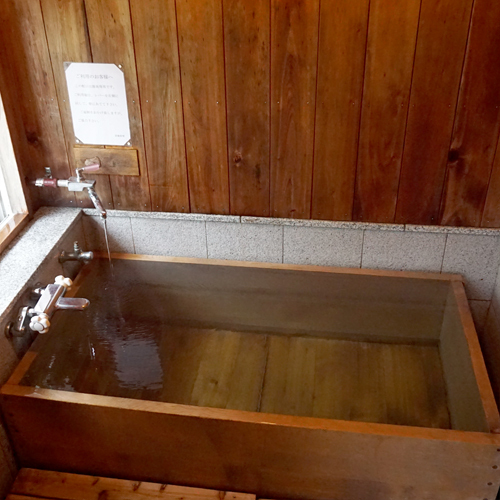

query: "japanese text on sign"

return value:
[65, 62, 131, 146]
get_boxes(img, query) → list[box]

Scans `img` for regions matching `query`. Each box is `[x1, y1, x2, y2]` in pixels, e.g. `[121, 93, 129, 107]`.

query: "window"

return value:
[0, 91, 28, 253]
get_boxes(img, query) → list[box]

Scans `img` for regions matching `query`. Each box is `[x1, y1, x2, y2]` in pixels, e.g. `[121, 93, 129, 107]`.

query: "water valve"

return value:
[29, 313, 51, 334]
[55, 275, 72, 288]
[5, 275, 90, 339]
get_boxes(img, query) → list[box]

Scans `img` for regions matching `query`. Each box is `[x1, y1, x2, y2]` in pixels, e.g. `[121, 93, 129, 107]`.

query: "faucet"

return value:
[35, 160, 107, 219]
[59, 241, 93, 264]
[5, 276, 90, 337]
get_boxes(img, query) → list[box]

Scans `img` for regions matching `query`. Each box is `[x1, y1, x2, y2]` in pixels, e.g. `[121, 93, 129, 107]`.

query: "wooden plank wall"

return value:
[1, 0, 500, 227]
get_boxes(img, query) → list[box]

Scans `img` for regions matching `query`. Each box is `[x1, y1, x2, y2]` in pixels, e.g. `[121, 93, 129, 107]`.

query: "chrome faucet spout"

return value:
[87, 187, 107, 219]
[34, 160, 107, 219]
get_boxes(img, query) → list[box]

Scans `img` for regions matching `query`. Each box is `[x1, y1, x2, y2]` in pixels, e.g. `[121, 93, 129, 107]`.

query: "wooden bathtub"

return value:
[2, 254, 500, 500]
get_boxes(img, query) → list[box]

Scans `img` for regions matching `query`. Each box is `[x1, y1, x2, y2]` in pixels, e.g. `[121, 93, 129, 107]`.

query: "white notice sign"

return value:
[65, 62, 131, 146]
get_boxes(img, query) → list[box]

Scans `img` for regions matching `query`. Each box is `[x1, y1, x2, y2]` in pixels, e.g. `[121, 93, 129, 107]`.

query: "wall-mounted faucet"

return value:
[5, 276, 90, 337]
[35, 160, 107, 219]
[59, 241, 93, 264]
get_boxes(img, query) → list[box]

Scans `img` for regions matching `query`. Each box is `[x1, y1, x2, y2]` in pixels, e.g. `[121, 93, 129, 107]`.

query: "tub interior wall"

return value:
[18, 258, 474, 430]
[0, 212, 87, 497]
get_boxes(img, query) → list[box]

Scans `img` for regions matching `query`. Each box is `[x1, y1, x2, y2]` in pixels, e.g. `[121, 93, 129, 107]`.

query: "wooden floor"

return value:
[23, 326, 451, 429]
[8, 469, 256, 500]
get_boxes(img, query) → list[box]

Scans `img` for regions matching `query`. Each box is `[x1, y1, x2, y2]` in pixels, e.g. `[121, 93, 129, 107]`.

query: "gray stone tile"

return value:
[469, 300, 491, 335]
[84, 208, 240, 223]
[442, 234, 500, 300]
[82, 215, 134, 253]
[0, 208, 82, 316]
[283, 226, 363, 267]
[362, 230, 446, 272]
[242, 216, 405, 231]
[492, 269, 500, 317]
[206, 222, 282, 263]
[131, 218, 207, 258]
[405, 224, 500, 236]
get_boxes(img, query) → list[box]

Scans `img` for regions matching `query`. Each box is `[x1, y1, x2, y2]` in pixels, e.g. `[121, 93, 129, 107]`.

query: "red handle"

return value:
[81, 164, 100, 172]
[41, 178, 58, 188]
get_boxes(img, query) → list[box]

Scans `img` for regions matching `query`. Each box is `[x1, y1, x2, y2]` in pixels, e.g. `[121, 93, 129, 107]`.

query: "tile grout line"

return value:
[129, 218, 137, 254]
[204, 221, 209, 259]
[439, 233, 448, 273]
[360, 229, 365, 268]
[281, 225, 284, 264]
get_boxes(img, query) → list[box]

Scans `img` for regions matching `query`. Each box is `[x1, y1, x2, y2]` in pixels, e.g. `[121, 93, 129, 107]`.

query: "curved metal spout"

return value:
[87, 187, 107, 219]
[34, 161, 107, 219]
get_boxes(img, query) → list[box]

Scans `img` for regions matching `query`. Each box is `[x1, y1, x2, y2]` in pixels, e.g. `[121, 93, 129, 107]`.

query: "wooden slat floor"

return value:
[8, 469, 255, 500]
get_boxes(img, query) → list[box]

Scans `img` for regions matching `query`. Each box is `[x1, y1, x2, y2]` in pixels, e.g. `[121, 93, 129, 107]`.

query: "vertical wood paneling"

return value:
[176, 0, 229, 215]
[224, 0, 270, 217]
[395, 0, 473, 225]
[353, 0, 421, 222]
[0, 0, 75, 209]
[4, 0, 500, 227]
[311, 0, 369, 221]
[40, 0, 114, 210]
[270, 0, 319, 219]
[482, 137, 500, 227]
[130, 0, 189, 213]
[439, 0, 500, 227]
[84, 0, 151, 211]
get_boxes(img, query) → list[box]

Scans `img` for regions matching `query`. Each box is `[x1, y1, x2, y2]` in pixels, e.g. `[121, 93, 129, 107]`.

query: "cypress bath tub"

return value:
[2, 254, 500, 500]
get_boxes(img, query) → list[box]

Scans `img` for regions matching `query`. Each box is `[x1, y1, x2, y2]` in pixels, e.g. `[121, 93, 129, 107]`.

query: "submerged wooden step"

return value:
[8, 469, 256, 500]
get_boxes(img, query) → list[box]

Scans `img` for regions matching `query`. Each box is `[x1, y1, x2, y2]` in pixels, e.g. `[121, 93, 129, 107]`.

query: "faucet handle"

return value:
[75, 163, 100, 181]
[80, 163, 100, 173]
[54, 275, 73, 288]
[30, 313, 50, 334]
[76, 158, 101, 181]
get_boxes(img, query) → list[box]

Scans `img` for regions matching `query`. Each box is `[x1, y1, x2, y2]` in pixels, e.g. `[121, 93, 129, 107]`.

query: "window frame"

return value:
[0, 91, 28, 254]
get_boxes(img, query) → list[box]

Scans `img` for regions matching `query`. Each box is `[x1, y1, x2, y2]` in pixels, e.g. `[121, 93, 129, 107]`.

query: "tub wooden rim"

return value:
[95, 252, 464, 282]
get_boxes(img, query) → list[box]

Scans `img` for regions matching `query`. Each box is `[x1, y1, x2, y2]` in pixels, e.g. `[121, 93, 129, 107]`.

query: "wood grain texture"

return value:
[260, 336, 450, 428]
[40, 0, 114, 210]
[84, 0, 151, 211]
[0, 0, 75, 209]
[311, 0, 369, 221]
[482, 127, 500, 227]
[396, 0, 473, 225]
[447, 282, 500, 432]
[97, 251, 463, 281]
[353, 0, 421, 222]
[176, 0, 229, 215]
[73, 146, 139, 176]
[3, 257, 498, 500]
[130, 0, 189, 213]
[270, 0, 319, 219]
[6, 0, 500, 226]
[481, 307, 500, 405]
[11, 469, 255, 500]
[439, 0, 500, 226]
[3, 386, 500, 500]
[224, 0, 270, 217]
[161, 328, 267, 411]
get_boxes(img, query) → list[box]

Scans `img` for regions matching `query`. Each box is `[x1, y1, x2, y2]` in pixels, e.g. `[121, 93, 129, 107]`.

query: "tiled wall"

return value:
[83, 211, 500, 336]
